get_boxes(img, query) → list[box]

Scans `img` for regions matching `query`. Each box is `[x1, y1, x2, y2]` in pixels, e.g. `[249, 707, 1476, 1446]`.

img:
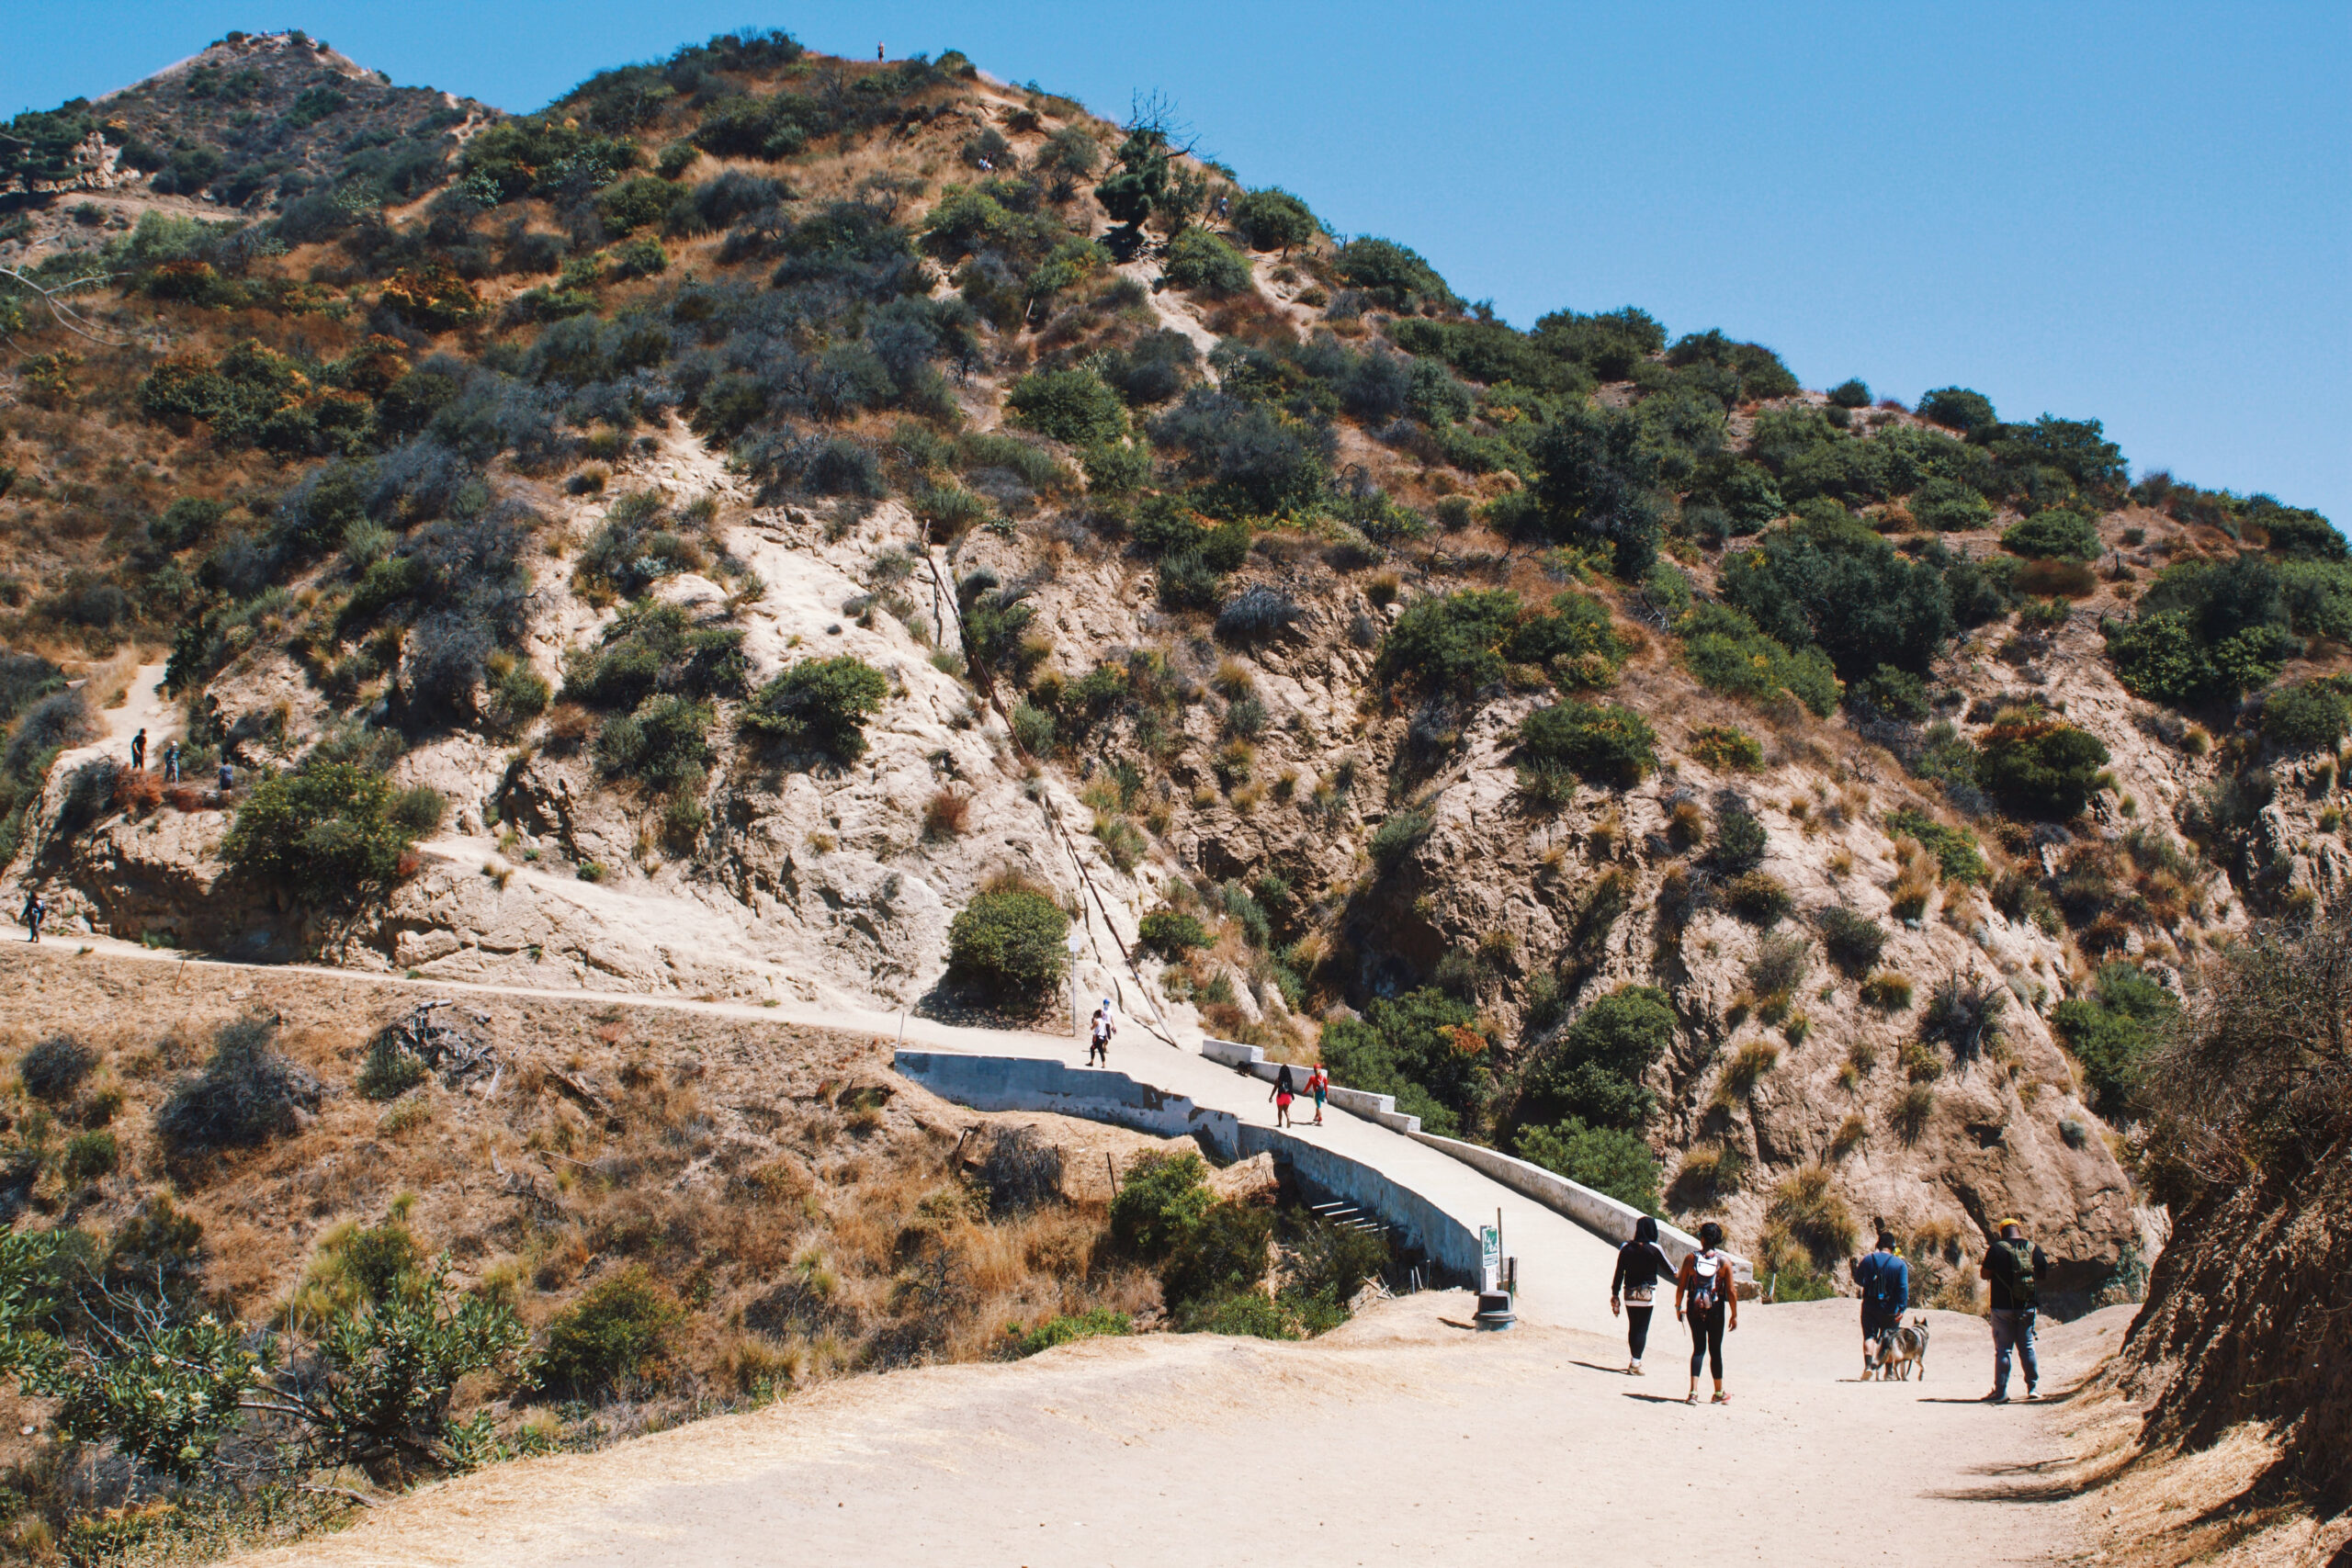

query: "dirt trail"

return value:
[227, 1298, 2128, 1567]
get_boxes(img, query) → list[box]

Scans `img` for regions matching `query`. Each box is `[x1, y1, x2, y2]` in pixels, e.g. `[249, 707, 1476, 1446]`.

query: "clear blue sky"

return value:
[13, 3, 2348, 524]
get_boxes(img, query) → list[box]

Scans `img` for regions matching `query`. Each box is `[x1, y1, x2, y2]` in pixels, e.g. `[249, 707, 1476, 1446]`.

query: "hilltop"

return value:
[0, 25, 2346, 1564]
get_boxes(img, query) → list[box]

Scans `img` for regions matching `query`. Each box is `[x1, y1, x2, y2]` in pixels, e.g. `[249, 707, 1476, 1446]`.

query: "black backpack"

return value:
[1996, 1237, 2039, 1307]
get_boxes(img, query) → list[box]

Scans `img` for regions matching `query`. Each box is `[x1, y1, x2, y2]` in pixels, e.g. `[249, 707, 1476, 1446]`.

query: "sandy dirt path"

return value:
[228, 1298, 2123, 1568]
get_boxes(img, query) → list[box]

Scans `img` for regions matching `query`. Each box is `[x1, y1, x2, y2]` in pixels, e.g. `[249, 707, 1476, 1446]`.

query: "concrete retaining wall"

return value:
[1409, 1131, 1754, 1284]
[895, 1050, 1481, 1280]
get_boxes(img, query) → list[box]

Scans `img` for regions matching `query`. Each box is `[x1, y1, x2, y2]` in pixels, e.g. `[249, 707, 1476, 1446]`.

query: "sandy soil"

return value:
[228, 1298, 2132, 1568]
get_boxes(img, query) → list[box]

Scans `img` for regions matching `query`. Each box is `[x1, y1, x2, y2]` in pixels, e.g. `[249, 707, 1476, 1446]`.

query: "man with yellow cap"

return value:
[1978, 1216, 2048, 1402]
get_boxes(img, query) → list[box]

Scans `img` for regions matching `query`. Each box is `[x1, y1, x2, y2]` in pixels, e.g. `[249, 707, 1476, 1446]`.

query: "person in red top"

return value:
[1674, 1220, 1739, 1404]
[1306, 1065, 1329, 1126]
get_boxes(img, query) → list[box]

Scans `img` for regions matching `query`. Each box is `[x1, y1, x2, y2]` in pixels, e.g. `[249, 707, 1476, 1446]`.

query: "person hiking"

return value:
[1610, 1215, 1677, 1374]
[130, 728, 146, 771]
[1851, 1229, 1911, 1378]
[1980, 1217, 2048, 1403]
[1306, 1064, 1329, 1126]
[1270, 1063, 1295, 1128]
[1675, 1220, 1738, 1404]
[18, 891, 43, 943]
[1087, 1004, 1114, 1066]
[163, 740, 179, 784]
[217, 761, 233, 793]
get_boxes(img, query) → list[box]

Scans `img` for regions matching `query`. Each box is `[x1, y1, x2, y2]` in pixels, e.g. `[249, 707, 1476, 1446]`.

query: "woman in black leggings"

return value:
[1674, 1220, 1739, 1404]
[1609, 1215, 1677, 1375]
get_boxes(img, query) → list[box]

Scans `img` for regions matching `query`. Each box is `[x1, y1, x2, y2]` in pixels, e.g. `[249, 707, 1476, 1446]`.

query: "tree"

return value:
[1515, 1120, 1660, 1213]
[1519, 985, 1675, 1131]
[1232, 187, 1316, 254]
[1007, 368, 1127, 446]
[223, 761, 421, 903]
[1529, 404, 1663, 578]
[742, 658, 888, 761]
[947, 880, 1071, 1001]
[1976, 720, 2110, 819]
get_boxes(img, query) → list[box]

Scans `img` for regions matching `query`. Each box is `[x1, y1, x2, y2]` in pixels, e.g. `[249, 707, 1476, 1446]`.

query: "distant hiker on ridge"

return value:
[130, 728, 146, 771]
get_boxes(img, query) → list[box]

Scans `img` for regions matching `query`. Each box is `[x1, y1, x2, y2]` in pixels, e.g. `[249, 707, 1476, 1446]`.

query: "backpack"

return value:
[1996, 1238, 2039, 1308]
[1863, 1253, 1905, 1311]
[1686, 1253, 1721, 1313]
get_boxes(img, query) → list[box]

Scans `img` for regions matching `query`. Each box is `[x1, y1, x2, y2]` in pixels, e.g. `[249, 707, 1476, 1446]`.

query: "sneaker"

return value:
[1711, 1392, 1731, 1404]
[2025, 1388, 2040, 1402]
[1630, 1361, 1644, 1376]
[1983, 1392, 2008, 1404]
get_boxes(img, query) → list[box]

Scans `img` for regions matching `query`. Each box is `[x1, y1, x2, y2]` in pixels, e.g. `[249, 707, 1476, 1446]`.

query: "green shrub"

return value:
[1975, 721, 2110, 819]
[947, 882, 1071, 1000]
[1816, 907, 1887, 976]
[1331, 237, 1459, 313]
[2002, 508, 2101, 561]
[1160, 1199, 1273, 1308]
[1917, 387, 1996, 434]
[1161, 228, 1251, 297]
[1010, 701, 1057, 754]
[2051, 962, 2176, 1120]
[533, 1266, 683, 1397]
[1718, 513, 1956, 681]
[1177, 1290, 1299, 1339]
[1517, 701, 1656, 787]
[1137, 909, 1208, 959]
[1910, 478, 1993, 533]
[1081, 440, 1153, 495]
[1860, 972, 1914, 1010]
[1887, 809, 1986, 883]
[1379, 589, 1623, 696]
[1690, 726, 1763, 772]
[594, 694, 716, 787]
[1008, 368, 1128, 446]
[1514, 1120, 1659, 1213]
[1318, 988, 1483, 1137]
[1232, 187, 1317, 254]
[2262, 682, 2352, 753]
[1109, 1150, 1215, 1258]
[223, 761, 422, 903]
[1826, 378, 1871, 409]
[1708, 801, 1768, 874]
[1520, 986, 1675, 1132]
[356, 1031, 428, 1101]
[1675, 603, 1842, 716]
[1005, 1309, 1132, 1358]
[1368, 809, 1432, 866]
[61, 1130, 118, 1183]
[742, 657, 888, 761]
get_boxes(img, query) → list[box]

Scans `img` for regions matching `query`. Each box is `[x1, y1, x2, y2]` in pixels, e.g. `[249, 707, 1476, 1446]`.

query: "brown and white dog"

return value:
[1871, 1315, 1931, 1382]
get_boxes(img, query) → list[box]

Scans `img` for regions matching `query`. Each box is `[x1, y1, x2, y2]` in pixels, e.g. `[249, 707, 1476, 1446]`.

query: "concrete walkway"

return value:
[1, 925, 1626, 1330]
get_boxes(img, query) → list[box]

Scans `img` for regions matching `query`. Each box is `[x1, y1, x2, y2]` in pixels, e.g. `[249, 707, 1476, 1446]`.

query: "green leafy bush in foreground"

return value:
[223, 761, 422, 903]
[531, 1265, 684, 1397]
[1515, 1119, 1660, 1214]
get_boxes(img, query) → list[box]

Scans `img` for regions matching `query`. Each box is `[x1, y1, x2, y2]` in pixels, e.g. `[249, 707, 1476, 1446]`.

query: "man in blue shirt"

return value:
[1850, 1230, 1910, 1377]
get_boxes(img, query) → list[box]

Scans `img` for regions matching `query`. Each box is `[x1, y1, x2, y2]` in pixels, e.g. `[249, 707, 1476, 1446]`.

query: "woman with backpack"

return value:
[1609, 1215, 1677, 1374]
[1675, 1219, 1738, 1404]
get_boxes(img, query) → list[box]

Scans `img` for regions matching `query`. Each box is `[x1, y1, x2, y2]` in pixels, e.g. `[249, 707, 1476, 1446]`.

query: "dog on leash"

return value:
[1871, 1315, 1931, 1382]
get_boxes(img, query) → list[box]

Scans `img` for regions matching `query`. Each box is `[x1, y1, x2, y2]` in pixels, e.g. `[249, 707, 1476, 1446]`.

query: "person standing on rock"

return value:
[163, 739, 180, 784]
[1980, 1217, 2047, 1403]
[130, 728, 146, 772]
[217, 761, 233, 794]
[18, 891, 43, 943]
[1306, 1063, 1329, 1126]
[1270, 1063, 1295, 1128]
[1088, 1003, 1114, 1066]
[1851, 1229, 1911, 1378]
[1676, 1220, 1737, 1404]
[1610, 1214, 1677, 1375]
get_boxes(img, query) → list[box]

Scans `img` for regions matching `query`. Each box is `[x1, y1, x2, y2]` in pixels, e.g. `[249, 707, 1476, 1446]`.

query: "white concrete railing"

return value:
[1200, 1037, 1422, 1134]
[1201, 1039, 1753, 1285]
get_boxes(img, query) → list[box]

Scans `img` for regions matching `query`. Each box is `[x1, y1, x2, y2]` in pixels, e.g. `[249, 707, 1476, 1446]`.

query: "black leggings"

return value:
[1626, 1303, 1654, 1359]
[1688, 1302, 1726, 1379]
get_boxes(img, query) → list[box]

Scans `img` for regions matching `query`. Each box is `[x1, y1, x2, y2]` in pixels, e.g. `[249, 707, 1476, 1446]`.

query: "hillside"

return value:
[0, 25, 2346, 1560]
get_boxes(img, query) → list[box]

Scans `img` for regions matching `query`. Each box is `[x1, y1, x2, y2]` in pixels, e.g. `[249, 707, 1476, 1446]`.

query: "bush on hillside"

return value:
[1909, 477, 1994, 533]
[532, 1266, 684, 1397]
[1008, 368, 1127, 446]
[741, 657, 889, 761]
[1232, 187, 1317, 254]
[947, 880, 1070, 1002]
[1917, 387, 1997, 434]
[20, 1035, 95, 1103]
[1817, 907, 1888, 977]
[1718, 513, 1956, 680]
[1137, 909, 1209, 959]
[1161, 227, 1251, 298]
[222, 761, 422, 903]
[1330, 237, 1459, 314]
[155, 1016, 322, 1156]
[1514, 1120, 1660, 1213]
[2260, 681, 2351, 753]
[1517, 701, 1657, 787]
[594, 694, 715, 788]
[1519, 986, 1676, 1132]
[1317, 988, 1483, 1137]
[2052, 962, 2177, 1121]
[1827, 378, 1871, 409]
[1975, 720, 2110, 819]
[2002, 508, 2101, 561]
[1674, 603, 1842, 716]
